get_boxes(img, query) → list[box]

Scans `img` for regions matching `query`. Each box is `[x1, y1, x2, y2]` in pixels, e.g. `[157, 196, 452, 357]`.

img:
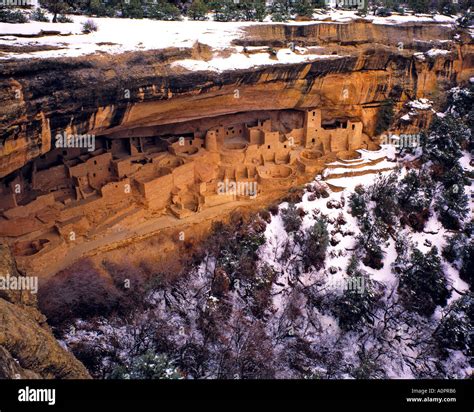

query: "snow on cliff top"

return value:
[0, 16, 253, 59]
[0, 10, 459, 61]
[314, 10, 456, 25]
[171, 47, 343, 73]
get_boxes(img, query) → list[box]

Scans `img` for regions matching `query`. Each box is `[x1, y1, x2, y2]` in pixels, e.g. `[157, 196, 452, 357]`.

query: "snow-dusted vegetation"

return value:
[37, 85, 473, 380]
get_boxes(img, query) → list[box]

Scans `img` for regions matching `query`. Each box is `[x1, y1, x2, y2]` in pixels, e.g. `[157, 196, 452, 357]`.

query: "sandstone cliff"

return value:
[0, 20, 473, 178]
[0, 243, 90, 379]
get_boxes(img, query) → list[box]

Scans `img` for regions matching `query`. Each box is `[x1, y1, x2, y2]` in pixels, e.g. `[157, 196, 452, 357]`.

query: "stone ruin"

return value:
[0, 108, 372, 271]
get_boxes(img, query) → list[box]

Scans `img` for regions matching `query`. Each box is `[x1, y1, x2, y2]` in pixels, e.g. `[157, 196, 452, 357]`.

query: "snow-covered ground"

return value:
[0, 10, 461, 62]
[172, 46, 344, 72]
[0, 16, 254, 59]
[259, 143, 471, 378]
[314, 10, 456, 25]
[261, 154, 397, 312]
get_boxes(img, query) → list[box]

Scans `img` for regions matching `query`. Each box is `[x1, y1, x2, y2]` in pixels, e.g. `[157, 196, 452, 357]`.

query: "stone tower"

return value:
[304, 109, 321, 148]
[205, 130, 218, 152]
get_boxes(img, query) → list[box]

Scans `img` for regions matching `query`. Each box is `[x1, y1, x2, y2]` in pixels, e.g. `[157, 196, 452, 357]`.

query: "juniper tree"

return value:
[440, 163, 469, 189]
[408, 0, 430, 13]
[254, 0, 266, 21]
[370, 172, 400, 226]
[292, 0, 313, 17]
[434, 294, 473, 356]
[88, 0, 116, 16]
[434, 179, 469, 230]
[459, 240, 474, 290]
[214, 0, 237, 21]
[332, 256, 384, 331]
[398, 247, 451, 316]
[397, 169, 433, 231]
[0, 8, 29, 23]
[442, 223, 473, 289]
[31, 7, 50, 21]
[122, 0, 144, 18]
[187, 0, 208, 19]
[442, 232, 467, 264]
[391, 231, 413, 275]
[348, 185, 367, 218]
[423, 115, 470, 174]
[281, 203, 302, 234]
[146, 0, 181, 20]
[237, 0, 258, 20]
[360, 233, 386, 270]
[301, 216, 329, 271]
[447, 84, 474, 150]
[447, 85, 473, 129]
[397, 169, 433, 214]
[350, 179, 390, 269]
[352, 348, 386, 379]
[269, 0, 290, 21]
[42, 0, 68, 22]
[212, 218, 265, 283]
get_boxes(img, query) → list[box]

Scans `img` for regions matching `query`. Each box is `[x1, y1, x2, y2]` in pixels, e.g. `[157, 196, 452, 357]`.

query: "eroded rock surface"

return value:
[0, 243, 90, 379]
[1, 21, 472, 177]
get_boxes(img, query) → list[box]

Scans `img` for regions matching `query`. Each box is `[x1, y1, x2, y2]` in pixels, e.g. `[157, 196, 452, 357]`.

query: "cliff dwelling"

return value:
[0, 108, 375, 275]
